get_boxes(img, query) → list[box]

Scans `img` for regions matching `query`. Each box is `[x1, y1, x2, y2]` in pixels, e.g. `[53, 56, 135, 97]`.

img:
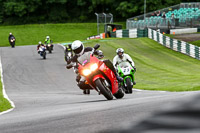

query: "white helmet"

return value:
[72, 40, 84, 55]
[39, 41, 42, 44]
[46, 36, 50, 39]
[116, 48, 124, 58]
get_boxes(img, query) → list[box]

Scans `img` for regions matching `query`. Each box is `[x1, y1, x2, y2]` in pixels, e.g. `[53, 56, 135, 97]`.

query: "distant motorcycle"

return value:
[38, 46, 46, 59]
[46, 44, 53, 53]
[10, 36, 16, 48]
[117, 62, 135, 94]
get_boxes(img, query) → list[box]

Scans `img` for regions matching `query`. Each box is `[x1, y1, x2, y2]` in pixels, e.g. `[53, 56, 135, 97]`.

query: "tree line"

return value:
[0, 0, 198, 25]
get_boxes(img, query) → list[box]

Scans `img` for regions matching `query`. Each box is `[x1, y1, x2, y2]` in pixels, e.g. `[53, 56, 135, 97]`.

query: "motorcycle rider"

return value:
[65, 44, 72, 58]
[45, 36, 53, 50]
[66, 44, 72, 52]
[65, 44, 73, 64]
[37, 41, 46, 54]
[113, 48, 136, 85]
[8, 33, 16, 48]
[67, 40, 123, 93]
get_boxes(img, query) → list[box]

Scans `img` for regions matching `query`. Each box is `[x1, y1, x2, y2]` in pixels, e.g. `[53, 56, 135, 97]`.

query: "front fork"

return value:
[123, 76, 133, 87]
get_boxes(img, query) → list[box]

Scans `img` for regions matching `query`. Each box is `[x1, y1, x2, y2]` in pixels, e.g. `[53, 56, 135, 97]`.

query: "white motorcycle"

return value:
[38, 46, 46, 59]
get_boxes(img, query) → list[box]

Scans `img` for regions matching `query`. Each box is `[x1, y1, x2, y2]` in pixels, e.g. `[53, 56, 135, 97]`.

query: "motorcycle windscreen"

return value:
[77, 52, 93, 65]
[39, 46, 45, 51]
[118, 62, 133, 75]
[118, 62, 131, 68]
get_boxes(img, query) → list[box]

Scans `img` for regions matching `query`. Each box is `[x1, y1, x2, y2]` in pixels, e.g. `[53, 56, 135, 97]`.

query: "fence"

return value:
[148, 28, 200, 60]
[110, 28, 200, 60]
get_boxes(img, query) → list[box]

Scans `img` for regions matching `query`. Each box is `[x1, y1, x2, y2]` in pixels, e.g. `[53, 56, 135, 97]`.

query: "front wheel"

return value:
[95, 79, 113, 100]
[126, 78, 133, 94]
[83, 89, 90, 94]
[11, 42, 15, 48]
[43, 52, 46, 59]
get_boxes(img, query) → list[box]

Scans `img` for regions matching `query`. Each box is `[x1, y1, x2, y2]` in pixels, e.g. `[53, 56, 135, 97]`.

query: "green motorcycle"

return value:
[117, 62, 135, 94]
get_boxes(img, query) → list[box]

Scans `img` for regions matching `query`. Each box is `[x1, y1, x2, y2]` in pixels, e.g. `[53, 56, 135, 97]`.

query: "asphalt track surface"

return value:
[0, 45, 199, 133]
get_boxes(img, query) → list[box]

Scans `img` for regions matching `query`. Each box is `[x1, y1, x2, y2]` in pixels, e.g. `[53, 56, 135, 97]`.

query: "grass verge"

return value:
[0, 22, 126, 47]
[0, 75, 12, 112]
[188, 40, 200, 47]
[0, 23, 97, 46]
[67, 37, 200, 91]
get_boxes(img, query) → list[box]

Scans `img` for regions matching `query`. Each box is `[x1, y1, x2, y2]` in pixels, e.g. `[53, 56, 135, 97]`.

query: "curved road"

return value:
[0, 45, 199, 133]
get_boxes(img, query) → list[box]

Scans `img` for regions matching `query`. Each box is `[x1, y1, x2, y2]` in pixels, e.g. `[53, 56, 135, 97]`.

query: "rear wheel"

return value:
[95, 79, 113, 100]
[126, 78, 133, 94]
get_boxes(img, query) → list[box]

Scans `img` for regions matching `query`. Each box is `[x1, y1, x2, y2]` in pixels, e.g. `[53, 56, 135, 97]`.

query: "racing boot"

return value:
[116, 75, 123, 82]
[114, 70, 123, 82]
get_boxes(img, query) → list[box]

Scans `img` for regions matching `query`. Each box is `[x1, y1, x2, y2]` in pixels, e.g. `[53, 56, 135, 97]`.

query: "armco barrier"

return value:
[110, 28, 200, 60]
[148, 28, 200, 60]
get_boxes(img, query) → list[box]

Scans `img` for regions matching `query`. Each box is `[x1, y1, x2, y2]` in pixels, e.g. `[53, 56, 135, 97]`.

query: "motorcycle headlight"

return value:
[68, 52, 72, 57]
[48, 44, 51, 46]
[82, 69, 91, 76]
[90, 63, 98, 71]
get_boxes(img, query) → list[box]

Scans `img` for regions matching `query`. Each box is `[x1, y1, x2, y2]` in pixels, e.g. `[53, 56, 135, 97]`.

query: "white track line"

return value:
[0, 56, 15, 115]
[57, 43, 66, 50]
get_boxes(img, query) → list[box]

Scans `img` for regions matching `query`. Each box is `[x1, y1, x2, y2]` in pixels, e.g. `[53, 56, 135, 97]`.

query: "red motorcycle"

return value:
[75, 46, 124, 100]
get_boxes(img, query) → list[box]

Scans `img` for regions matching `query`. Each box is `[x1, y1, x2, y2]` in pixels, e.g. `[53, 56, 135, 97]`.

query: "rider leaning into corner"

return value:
[66, 40, 123, 94]
[65, 44, 72, 53]
[37, 41, 45, 53]
[113, 48, 136, 85]
[45, 36, 54, 50]
[8, 32, 16, 48]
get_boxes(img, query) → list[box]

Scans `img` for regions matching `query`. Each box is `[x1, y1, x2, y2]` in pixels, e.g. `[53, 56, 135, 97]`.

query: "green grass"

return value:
[188, 40, 200, 47]
[73, 38, 200, 91]
[0, 75, 12, 112]
[164, 34, 174, 38]
[0, 22, 126, 47]
[0, 23, 98, 46]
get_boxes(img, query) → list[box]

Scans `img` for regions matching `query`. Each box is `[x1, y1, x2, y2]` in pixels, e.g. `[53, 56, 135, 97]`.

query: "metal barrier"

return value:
[148, 28, 200, 60]
[110, 28, 200, 60]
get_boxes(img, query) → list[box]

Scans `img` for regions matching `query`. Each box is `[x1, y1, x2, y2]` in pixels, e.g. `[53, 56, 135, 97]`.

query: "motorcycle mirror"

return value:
[94, 44, 100, 50]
